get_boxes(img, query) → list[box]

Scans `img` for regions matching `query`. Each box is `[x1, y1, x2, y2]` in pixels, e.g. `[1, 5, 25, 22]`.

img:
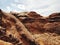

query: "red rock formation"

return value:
[44, 22, 60, 34]
[0, 9, 60, 45]
[49, 13, 60, 18]
[28, 11, 42, 18]
[47, 13, 60, 22]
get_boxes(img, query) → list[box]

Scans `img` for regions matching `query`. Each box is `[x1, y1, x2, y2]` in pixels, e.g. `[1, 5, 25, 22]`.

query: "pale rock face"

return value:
[0, 40, 13, 45]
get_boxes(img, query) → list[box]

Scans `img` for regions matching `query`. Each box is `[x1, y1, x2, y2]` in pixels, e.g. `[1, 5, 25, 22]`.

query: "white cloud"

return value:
[14, 0, 19, 3]
[25, 0, 60, 17]
[17, 4, 25, 10]
[1, 0, 60, 17]
[6, 6, 12, 12]
[22, 0, 53, 10]
[11, 3, 25, 10]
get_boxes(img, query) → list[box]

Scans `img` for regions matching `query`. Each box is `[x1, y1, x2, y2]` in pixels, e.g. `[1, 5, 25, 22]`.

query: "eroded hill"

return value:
[0, 9, 60, 45]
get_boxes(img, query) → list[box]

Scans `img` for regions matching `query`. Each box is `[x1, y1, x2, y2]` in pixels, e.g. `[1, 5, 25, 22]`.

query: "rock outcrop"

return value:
[47, 13, 60, 22]
[0, 9, 60, 45]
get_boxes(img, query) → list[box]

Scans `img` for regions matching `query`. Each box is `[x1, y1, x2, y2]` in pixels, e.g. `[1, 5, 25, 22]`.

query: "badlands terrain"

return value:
[0, 9, 60, 45]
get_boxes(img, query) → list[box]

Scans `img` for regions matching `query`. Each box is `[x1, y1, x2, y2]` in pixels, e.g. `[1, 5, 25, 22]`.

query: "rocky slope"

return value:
[0, 9, 60, 45]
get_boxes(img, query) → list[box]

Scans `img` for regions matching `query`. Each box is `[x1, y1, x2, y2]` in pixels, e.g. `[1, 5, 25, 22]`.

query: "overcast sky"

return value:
[0, 0, 60, 17]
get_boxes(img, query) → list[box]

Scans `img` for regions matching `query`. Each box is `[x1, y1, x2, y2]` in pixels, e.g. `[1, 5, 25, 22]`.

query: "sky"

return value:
[0, 0, 60, 17]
